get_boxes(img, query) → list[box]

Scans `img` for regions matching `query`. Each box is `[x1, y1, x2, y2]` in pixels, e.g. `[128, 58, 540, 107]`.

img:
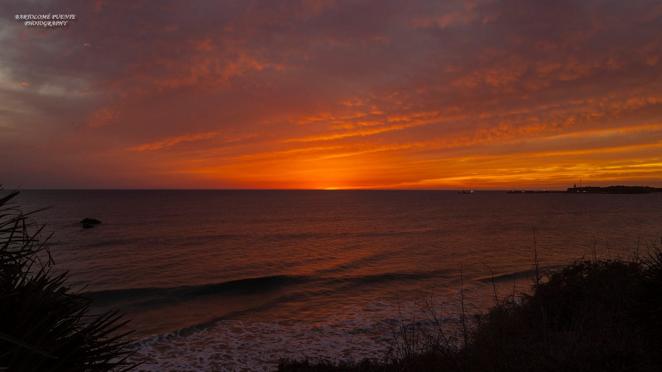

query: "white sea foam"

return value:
[128, 283, 505, 371]
[131, 312, 392, 371]
[128, 296, 482, 372]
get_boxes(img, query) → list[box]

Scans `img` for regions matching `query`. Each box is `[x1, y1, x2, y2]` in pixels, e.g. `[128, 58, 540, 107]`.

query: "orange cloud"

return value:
[130, 131, 220, 152]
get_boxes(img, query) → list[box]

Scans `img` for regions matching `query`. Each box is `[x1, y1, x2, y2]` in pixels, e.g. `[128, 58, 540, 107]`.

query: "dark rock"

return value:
[80, 218, 102, 228]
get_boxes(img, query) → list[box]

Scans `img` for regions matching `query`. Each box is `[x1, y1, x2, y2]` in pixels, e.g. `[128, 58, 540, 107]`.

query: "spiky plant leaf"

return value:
[0, 189, 137, 371]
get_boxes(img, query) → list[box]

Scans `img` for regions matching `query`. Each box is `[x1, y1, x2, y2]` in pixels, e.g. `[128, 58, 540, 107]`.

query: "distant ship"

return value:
[458, 189, 474, 194]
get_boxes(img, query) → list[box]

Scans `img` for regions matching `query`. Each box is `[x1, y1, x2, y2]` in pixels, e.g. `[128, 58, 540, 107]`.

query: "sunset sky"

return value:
[1, 0, 661, 189]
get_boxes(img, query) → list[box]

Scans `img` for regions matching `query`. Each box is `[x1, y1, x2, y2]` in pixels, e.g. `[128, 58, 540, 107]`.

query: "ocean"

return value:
[16, 190, 662, 371]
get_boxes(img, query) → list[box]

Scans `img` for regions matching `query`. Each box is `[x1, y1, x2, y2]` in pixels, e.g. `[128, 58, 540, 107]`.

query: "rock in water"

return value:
[80, 218, 102, 229]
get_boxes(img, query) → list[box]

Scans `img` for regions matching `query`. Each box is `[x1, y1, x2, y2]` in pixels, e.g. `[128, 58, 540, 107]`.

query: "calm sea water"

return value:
[17, 190, 662, 370]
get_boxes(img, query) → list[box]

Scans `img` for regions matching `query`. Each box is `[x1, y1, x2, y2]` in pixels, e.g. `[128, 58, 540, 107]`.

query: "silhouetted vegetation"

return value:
[0, 190, 135, 371]
[280, 252, 662, 371]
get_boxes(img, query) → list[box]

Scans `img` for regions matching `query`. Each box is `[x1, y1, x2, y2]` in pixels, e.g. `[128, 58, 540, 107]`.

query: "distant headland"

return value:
[566, 185, 662, 194]
[507, 185, 662, 194]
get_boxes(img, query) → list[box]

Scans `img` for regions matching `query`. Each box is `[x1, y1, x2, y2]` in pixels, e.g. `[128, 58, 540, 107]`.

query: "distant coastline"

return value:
[507, 185, 662, 194]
